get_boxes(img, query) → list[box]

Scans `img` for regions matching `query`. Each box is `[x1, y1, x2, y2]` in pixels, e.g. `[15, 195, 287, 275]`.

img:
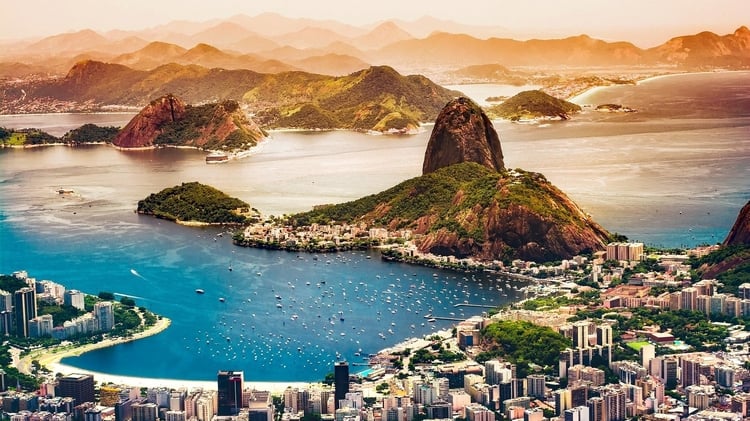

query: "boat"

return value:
[195, 289, 205, 294]
[219, 297, 225, 302]
[206, 152, 229, 163]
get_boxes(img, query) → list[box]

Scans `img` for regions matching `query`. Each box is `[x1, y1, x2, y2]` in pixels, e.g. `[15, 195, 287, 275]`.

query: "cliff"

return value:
[422, 97, 504, 174]
[113, 95, 266, 150]
[724, 201, 750, 246]
[288, 97, 609, 262]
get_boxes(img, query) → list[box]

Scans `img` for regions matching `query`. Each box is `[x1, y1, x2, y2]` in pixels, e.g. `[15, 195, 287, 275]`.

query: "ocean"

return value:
[0, 72, 748, 382]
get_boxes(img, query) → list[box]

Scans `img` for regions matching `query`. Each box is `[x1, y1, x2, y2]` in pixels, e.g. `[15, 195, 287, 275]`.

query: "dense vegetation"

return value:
[0, 274, 30, 293]
[487, 90, 581, 120]
[0, 127, 58, 146]
[61, 123, 119, 143]
[0, 124, 117, 146]
[37, 302, 85, 326]
[290, 162, 592, 236]
[251, 66, 459, 132]
[690, 245, 750, 296]
[138, 182, 252, 224]
[476, 320, 571, 376]
[153, 100, 265, 150]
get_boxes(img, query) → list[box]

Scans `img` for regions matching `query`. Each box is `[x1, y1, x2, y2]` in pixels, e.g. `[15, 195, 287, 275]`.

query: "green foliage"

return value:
[323, 372, 335, 385]
[376, 382, 390, 393]
[477, 320, 571, 369]
[120, 296, 136, 307]
[153, 100, 262, 150]
[692, 245, 750, 296]
[98, 291, 115, 300]
[137, 182, 250, 224]
[62, 124, 119, 143]
[112, 307, 141, 334]
[488, 90, 581, 120]
[0, 275, 29, 293]
[288, 162, 601, 261]
[410, 344, 466, 364]
[249, 66, 457, 132]
[521, 292, 600, 310]
[37, 303, 85, 327]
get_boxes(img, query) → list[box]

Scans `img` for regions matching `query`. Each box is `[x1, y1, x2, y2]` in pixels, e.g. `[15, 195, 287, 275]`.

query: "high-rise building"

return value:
[84, 408, 102, 421]
[601, 386, 626, 421]
[639, 344, 655, 369]
[680, 287, 698, 311]
[217, 370, 243, 416]
[564, 406, 590, 421]
[64, 290, 85, 311]
[0, 290, 12, 312]
[57, 374, 95, 405]
[572, 321, 591, 349]
[13, 287, 36, 338]
[132, 402, 158, 421]
[165, 411, 186, 421]
[596, 325, 613, 347]
[526, 375, 546, 398]
[94, 301, 114, 332]
[334, 361, 349, 410]
[661, 358, 678, 390]
[587, 397, 604, 421]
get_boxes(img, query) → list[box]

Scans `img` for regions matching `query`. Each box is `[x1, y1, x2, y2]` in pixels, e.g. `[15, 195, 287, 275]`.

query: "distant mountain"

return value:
[290, 53, 370, 76]
[25, 29, 110, 55]
[113, 94, 266, 150]
[488, 90, 582, 120]
[446, 64, 528, 84]
[111, 41, 188, 70]
[4, 60, 453, 131]
[189, 22, 264, 50]
[226, 13, 366, 38]
[352, 22, 414, 50]
[648, 26, 750, 68]
[250, 65, 460, 132]
[272, 27, 350, 50]
[375, 32, 644, 67]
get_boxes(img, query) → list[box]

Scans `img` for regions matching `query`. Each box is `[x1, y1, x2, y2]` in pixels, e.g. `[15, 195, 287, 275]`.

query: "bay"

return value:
[0, 72, 749, 382]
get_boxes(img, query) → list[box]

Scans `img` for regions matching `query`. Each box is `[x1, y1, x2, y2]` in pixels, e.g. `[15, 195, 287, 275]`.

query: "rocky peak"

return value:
[422, 97, 504, 175]
[113, 94, 186, 148]
[724, 201, 750, 246]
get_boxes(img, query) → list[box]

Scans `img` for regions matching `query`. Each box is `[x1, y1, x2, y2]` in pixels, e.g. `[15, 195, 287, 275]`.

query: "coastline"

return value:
[16, 316, 172, 379]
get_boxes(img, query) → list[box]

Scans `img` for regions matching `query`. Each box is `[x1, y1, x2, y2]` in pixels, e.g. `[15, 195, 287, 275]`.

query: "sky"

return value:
[2, 0, 749, 47]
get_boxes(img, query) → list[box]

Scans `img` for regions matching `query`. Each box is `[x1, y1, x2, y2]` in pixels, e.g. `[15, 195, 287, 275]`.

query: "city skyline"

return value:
[2, 0, 748, 47]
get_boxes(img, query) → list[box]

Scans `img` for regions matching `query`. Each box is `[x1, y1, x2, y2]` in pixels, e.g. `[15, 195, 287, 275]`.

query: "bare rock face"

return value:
[112, 95, 265, 150]
[724, 200, 750, 246]
[113, 94, 185, 148]
[422, 97, 504, 174]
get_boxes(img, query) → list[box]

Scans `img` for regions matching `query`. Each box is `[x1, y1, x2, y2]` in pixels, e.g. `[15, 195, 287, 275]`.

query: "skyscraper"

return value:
[94, 301, 114, 332]
[217, 370, 243, 416]
[334, 361, 349, 410]
[13, 287, 36, 338]
[57, 374, 95, 405]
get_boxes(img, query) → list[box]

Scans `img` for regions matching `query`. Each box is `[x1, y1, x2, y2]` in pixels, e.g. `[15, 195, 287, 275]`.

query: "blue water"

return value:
[1, 71, 749, 382]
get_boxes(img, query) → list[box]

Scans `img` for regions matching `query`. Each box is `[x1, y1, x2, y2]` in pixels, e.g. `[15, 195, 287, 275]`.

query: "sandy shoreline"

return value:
[17, 314, 323, 393]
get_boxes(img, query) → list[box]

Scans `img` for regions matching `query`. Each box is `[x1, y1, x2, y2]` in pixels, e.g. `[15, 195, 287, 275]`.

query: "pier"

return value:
[453, 303, 496, 309]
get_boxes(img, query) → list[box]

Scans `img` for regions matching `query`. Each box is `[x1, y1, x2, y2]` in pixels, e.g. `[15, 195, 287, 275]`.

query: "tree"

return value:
[99, 292, 115, 300]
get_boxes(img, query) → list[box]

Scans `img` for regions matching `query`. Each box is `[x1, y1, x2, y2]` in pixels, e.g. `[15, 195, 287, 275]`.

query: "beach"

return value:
[17, 315, 315, 393]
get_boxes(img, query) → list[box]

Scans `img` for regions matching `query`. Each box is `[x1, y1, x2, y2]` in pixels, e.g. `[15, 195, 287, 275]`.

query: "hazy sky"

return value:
[3, 0, 748, 46]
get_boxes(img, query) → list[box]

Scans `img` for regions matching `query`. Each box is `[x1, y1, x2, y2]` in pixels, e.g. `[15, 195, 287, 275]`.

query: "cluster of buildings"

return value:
[238, 221, 412, 252]
[0, 271, 114, 339]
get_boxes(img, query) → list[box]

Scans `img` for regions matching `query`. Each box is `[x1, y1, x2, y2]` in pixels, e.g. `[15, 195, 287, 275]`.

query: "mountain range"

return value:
[1, 13, 748, 79]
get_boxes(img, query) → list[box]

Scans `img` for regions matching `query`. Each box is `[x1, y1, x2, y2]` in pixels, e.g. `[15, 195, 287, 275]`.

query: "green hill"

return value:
[250, 66, 460, 132]
[488, 90, 581, 121]
[8, 61, 458, 132]
[288, 162, 609, 262]
[137, 182, 257, 224]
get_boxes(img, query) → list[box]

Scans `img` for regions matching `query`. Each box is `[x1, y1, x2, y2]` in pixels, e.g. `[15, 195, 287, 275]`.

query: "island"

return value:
[137, 181, 260, 225]
[486, 90, 582, 121]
